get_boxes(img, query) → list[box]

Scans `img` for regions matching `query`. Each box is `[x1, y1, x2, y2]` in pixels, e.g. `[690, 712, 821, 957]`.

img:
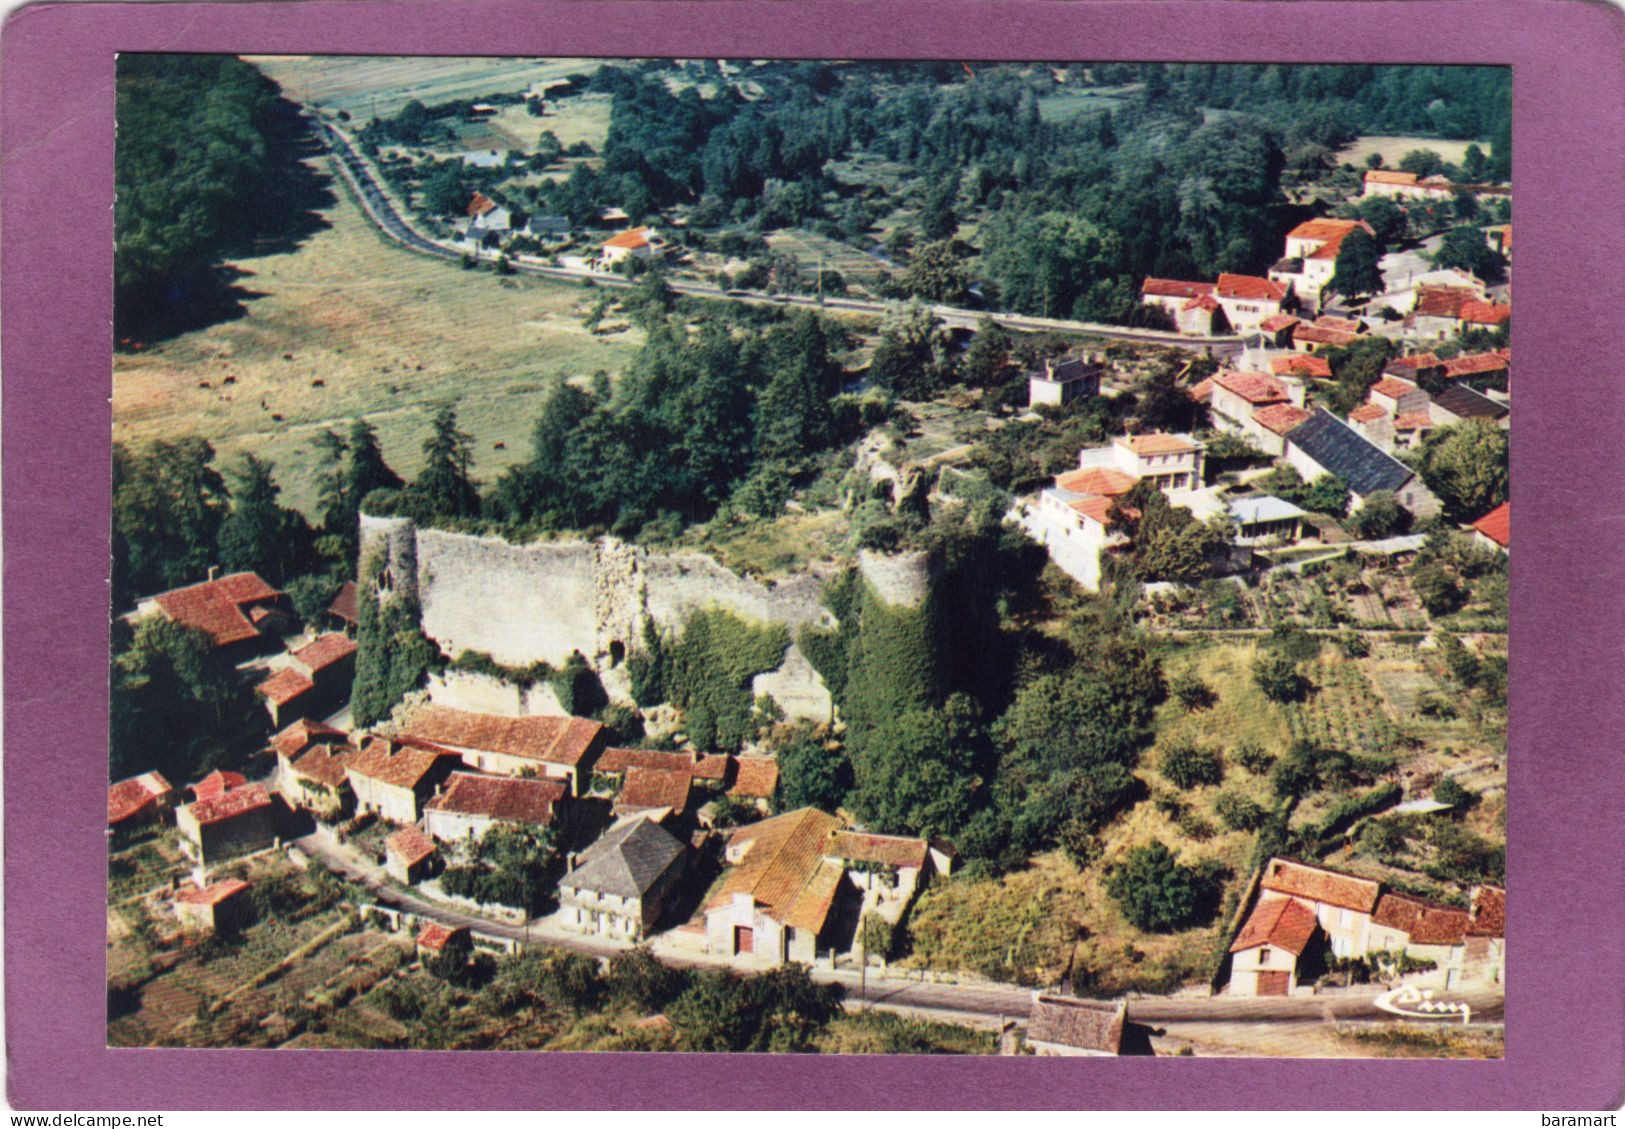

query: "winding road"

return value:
[318, 119, 1245, 360]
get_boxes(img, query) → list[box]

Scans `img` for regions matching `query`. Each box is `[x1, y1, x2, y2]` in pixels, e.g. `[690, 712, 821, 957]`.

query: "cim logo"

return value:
[1374, 984, 1472, 1024]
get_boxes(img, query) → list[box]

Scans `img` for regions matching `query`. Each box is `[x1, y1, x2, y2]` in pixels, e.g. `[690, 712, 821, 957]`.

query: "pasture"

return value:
[112, 168, 644, 516]
[247, 56, 600, 123]
[1336, 135, 1481, 169]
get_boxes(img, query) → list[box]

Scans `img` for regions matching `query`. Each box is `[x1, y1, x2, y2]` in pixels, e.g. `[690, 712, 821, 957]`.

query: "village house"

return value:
[108, 771, 173, 838]
[704, 808, 937, 966]
[1370, 269, 1486, 318]
[272, 718, 352, 820]
[1439, 349, 1511, 391]
[173, 878, 254, 935]
[1257, 857, 1382, 960]
[416, 922, 472, 962]
[1484, 223, 1512, 262]
[385, 824, 439, 885]
[1026, 350, 1104, 408]
[344, 738, 461, 825]
[610, 766, 695, 824]
[1291, 315, 1365, 353]
[175, 783, 277, 867]
[1283, 408, 1442, 519]
[465, 190, 511, 232]
[1361, 168, 1458, 201]
[1469, 501, 1510, 554]
[396, 705, 606, 795]
[601, 225, 663, 266]
[728, 757, 780, 813]
[1347, 403, 1398, 451]
[1268, 218, 1375, 312]
[1368, 376, 1430, 419]
[189, 769, 246, 802]
[423, 770, 570, 844]
[1385, 351, 1445, 383]
[136, 571, 289, 660]
[326, 580, 360, 635]
[1228, 895, 1324, 997]
[255, 632, 358, 728]
[1141, 275, 1286, 335]
[1213, 273, 1289, 331]
[1257, 313, 1302, 347]
[558, 814, 688, 941]
[1430, 385, 1509, 428]
[1270, 353, 1331, 381]
[1464, 885, 1506, 985]
[1208, 370, 1311, 457]
[1228, 495, 1309, 545]
[1406, 286, 1511, 341]
[1139, 278, 1216, 329]
[1025, 995, 1128, 1057]
[1368, 891, 1474, 988]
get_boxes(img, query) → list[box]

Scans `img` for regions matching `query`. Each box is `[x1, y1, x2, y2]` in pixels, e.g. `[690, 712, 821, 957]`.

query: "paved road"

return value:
[297, 831, 1502, 1029]
[318, 119, 1244, 360]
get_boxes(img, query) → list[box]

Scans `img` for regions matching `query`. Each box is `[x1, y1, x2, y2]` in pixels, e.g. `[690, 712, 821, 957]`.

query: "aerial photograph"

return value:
[109, 55, 1509, 1057]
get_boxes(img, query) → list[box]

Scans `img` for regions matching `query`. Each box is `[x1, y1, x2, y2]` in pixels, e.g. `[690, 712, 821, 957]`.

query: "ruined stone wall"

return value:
[856, 548, 934, 609]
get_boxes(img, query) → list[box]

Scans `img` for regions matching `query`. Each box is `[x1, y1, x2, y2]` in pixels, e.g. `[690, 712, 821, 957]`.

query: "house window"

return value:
[1258, 948, 1270, 965]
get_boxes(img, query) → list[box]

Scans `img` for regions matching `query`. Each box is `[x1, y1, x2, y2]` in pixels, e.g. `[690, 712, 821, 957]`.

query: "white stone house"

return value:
[1027, 351, 1104, 408]
[395, 705, 607, 796]
[422, 771, 569, 844]
[343, 738, 460, 825]
[1228, 895, 1323, 997]
[1282, 408, 1442, 520]
[558, 814, 687, 941]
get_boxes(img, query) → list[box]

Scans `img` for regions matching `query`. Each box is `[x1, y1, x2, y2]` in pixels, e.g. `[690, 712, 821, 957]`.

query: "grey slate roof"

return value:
[562, 815, 685, 900]
[1431, 385, 1508, 422]
[1030, 354, 1101, 386]
[1285, 407, 1414, 497]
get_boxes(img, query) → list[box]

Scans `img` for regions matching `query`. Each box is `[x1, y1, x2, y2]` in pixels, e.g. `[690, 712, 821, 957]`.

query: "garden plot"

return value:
[764, 228, 896, 291]
[1284, 655, 1402, 755]
[1367, 661, 1443, 721]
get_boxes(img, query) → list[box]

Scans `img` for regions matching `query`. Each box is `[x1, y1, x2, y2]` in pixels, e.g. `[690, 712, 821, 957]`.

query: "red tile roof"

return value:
[1187, 377, 1215, 403]
[729, 757, 780, 800]
[256, 666, 315, 707]
[1369, 377, 1418, 401]
[1287, 218, 1372, 244]
[1260, 858, 1381, 913]
[402, 706, 605, 768]
[1181, 294, 1221, 313]
[151, 573, 281, 648]
[1470, 501, 1510, 548]
[1259, 314, 1301, 334]
[108, 772, 172, 825]
[1118, 432, 1196, 456]
[1067, 496, 1120, 527]
[175, 878, 250, 907]
[426, 771, 567, 825]
[708, 808, 844, 932]
[1230, 895, 1321, 955]
[1413, 286, 1478, 319]
[1468, 885, 1505, 938]
[1213, 369, 1290, 405]
[292, 632, 357, 674]
[284, 741, 351, 789]
[1027, 995, 1126, 1054]
[190, 769, 247, 801]
[1365, 170, 1419, 186]
[387, 825, 438, 867]
[1055, 467, 1138, 497]
[828, 831, 930, 870]
[613, 766, 693, 816]
[271, 718, 347, 761]
[1441, 352, 1510, 379]
[596, 747, 729, 781]
[1349, 403, 1388, 424]
[345, 738, 456, 791]
[1459, 300, 1511, 326]
[466, 191, 496, 218]
[416, 922, 467, 951]
[1216, 273, 1287, 302]
[1270, 354, 1332, 379]
[1252, 403, 1313, 436]
[1388, 352, 1442, 373]
[1373, 893, 1472, 946]
[1293, 324, 1360, 347]
[1141, 278, 1215, 300]
[1394, 412, 1435, 432]
[189, 783, 273, 827]
[328, 581, 360, 627]
[604, 226, 653, 250]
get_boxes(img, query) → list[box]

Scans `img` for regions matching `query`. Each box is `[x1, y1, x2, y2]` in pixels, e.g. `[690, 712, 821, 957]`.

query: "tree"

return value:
[112, 438, 228, 603]
[1410, 562, 1465, 616]
[917, 176, 959, 242]
[1356, 195, 1405, 246]
[1105, 841, 1214, 933]
[1299, 474, 1351, 518]
[345, 419, 404, 522]
[1345, 490, 1407, 539]
[1214, 791, 1267, 832]
[217, 454, 310, 585]
[754, 312, 837, 467]
[1171, 671, 1215, 711]
[1398, 149, 1445, 177]
[1414, 418, 1508, 521]
[1328, 228, 1384, 301]
[412, 406, 480, 519]
[1253, 652, 1309, 703]
[849, 698, 981, 839]
[774, 724, 851, 813]
[898, 239, 969, 304]
[1159, 742, 1224, 789]
[868, 301, 952, 400]
[961, 318, 1014, 388]
[1433, 224, 1506, 283]
[1433, 776, 1479, 811]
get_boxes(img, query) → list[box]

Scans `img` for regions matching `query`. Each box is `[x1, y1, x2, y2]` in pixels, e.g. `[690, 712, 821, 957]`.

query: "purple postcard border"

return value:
[4, 0, 1624, 1111]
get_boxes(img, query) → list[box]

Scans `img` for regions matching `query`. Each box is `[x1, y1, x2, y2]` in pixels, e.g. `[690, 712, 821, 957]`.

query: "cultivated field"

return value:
[247, 56, 601, 124]
[1335, 135, 1480, 169]
[112, 167, 644, 516]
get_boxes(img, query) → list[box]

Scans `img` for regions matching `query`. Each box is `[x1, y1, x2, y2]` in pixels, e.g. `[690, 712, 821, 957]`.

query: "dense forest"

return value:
[114, 54, 332, 340]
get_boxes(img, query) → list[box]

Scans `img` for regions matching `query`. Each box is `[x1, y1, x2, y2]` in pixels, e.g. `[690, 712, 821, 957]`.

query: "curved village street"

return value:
[296, 831, 1504, 1036]
[319, 119, 1249, 363]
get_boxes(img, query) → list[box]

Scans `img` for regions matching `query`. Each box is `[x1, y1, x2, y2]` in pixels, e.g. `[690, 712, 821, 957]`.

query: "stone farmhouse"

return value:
[136, 571, 290, 660]
[558, 814, 688, 941]
[395, 705, 607, 796]
[108, 770, 173, 837]
[176, 782, 276, 867]
[255, 632, 358, 728]
[1406, 286, 1511, 342]
[1207, 370, 1311, 457]
[173, 878, 254, 934]
[271, 718, 352, 819]
[611, 766, 695, 823]
[703, 808, 944, 966]
[1362, 168, 1458, 201]
[1228, 857, 1506, 996]
[423, 771, 570, 845]
[593, 747, 778, 822]
[1282, 408, 1442, 519]
[385, 825, 439, 885]
[1140, 274, 1288, 334]
[1026, 995, 1128, 1056]
[1026, 350, 1104, 408]
[1291, 315, 1365, 353]
[344, 738, 461, 825]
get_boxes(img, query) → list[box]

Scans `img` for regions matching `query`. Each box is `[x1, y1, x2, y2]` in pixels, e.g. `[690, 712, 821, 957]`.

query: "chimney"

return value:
[207, 565, 219, 582]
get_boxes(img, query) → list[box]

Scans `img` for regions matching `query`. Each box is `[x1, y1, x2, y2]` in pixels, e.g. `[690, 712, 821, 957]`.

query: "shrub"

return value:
[1105, 841, 1220, 933]
[1308, 781, 1402, 841]
[1159, 743, 1224, 790]
[1214, 791, 1267, 832]
[1171, 671, 1216, 711]
[1235, 742, 1276, 775]
[1433, 777, 1479, 811]
[1337, 633, 1371, 659]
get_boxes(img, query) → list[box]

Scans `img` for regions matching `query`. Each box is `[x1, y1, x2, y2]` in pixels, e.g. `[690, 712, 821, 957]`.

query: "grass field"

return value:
[1035, 84, 1140, 122]
[247, 56, 601, 124]
[1335, 135, 1481, 169]
[112, 165, 644, 516]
